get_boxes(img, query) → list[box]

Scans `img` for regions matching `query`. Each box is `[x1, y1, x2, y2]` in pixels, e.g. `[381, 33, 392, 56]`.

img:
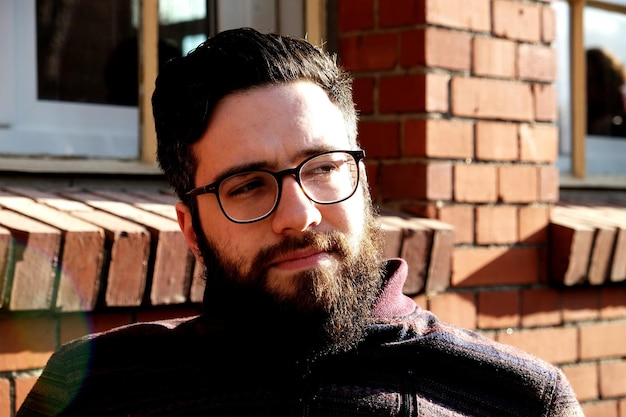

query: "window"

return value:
[0, 0, 309, 162]
[554, 0, 626, 177]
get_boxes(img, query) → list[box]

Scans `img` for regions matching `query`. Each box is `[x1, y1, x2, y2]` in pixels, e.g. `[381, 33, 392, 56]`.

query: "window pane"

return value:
[36, 0, 137, 105]
[584, 6, 626, 138]
[36, 0, 211, 107]
[158, 0, 212, 56]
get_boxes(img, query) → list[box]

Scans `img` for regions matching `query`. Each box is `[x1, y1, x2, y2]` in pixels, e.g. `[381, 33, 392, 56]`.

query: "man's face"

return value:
[177, 81, 384, 351]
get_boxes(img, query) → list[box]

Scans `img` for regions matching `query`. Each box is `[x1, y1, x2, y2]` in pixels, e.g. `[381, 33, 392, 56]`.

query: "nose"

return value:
[271, 175, 321, 234]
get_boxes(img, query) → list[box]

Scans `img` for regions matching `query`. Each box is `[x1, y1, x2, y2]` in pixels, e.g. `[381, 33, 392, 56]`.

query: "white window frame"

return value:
[555, 0, 626, 178]
[0, 0, 322, 163]
[0, 0, 140, 159]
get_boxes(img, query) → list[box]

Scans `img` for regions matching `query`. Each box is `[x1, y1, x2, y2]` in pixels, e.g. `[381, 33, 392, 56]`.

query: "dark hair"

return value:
[152, 27, 357, 200]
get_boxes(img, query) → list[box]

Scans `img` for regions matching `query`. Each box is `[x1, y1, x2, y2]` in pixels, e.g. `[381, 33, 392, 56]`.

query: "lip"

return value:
[269, 248, 332, 271]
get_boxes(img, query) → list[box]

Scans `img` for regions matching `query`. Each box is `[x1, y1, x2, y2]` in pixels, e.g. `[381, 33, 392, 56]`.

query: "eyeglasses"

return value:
[185, 149, 365, 223]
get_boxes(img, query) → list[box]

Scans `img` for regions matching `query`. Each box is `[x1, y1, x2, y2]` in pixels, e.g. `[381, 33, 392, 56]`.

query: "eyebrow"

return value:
[209, 145, 337, 184]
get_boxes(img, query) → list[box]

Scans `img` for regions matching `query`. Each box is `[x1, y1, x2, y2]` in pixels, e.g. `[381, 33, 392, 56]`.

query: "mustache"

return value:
[252, 231, 348, 272]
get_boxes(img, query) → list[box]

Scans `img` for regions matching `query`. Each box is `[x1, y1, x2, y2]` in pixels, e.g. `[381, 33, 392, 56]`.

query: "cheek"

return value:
[199, 209, 265, 269]
[324, 195, 366, 249]
[198, 209, 239, 257]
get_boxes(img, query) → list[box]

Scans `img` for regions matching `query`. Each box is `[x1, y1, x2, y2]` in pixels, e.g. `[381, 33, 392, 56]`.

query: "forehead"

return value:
[192, 82, 351, 182]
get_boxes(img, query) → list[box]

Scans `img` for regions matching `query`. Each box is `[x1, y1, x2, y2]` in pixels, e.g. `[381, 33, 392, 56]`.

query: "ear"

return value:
[176, 201, 202, 263]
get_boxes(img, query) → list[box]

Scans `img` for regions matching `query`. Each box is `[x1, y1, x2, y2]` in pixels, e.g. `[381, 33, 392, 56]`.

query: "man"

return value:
[18, 28, 583, 416]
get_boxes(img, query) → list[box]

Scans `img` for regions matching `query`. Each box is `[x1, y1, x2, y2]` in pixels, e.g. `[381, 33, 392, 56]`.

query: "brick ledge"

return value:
[550, 200, 626, 286]
[0, 187, 454, 312]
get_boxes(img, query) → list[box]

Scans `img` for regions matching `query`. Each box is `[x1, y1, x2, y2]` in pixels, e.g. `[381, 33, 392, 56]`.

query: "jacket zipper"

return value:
[401, 369, 417, 417]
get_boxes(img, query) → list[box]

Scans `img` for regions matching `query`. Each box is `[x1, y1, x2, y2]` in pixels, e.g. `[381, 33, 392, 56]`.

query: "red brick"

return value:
[0, 378, 9, 417]
[549, 215, 595, 286]
[379, 214, 433, 295]
[519, 124, 558, 163]
[600, 287, 626, 320]
[399, 29, 422, 68]
[401, 28, 471, 71]
[580, 322, 626, 360]
[583, 400, 619, 417]
[438, 204, 474, 244]
[380, 73, 449, 114]
[496, 327, 578, 364]
[538, 165, 559, 202]
[475, 121, 519, 161]
[600, 360, 626, 398]
[521, 288, 562, 327]
[452, 247, 540, 287]
[380, 220, 404, 259]
[429, 292, 476, 330]
[493, 0, 541, 42]
[67, 191, 190, 305]
[70, 209, 149, 306]
[338, 0, 374, 31]
[498, 165, 538, 203]
[339, 33, 398, 72]
[23, 190, 151, 306]
[0, 317, 55, 371]
[557, 205, 626, 284]
[561, 363, 599, 402]
[542, 4, 556, 43]
[379, 161, 452, 200]
[534, 84, 557, 121]
[472, 37, 516, 78]
[27, 190, 93, 212]
[477, 290, 521, 329]
[0, 209, 61, 310]
[404, 118, 473, 159]
[352, 77, 375, 114]
[418, 218, 454, 295]
[0, 191, 105, 311]
[379, 0, 422, 27]
[359, 121, 401, 158]
[558, 208, 619, 286]
[454, 163, 498, 203]
[423, 0, 491, 32]
[92, 189, 178, 220]
[563, 289, 599, 322]
[14, 376, 38, 411]
[517, 44, 557, 82]
[519, 204, 550, 244]
[476, 205, 518, 244]
[451, 77, 534, 121]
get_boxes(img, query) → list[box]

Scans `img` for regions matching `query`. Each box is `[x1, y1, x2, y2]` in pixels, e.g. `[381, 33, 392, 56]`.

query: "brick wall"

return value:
[1, 1, 626, 415]
[338, 0, 626, 415]
[0, 187, 205, 416]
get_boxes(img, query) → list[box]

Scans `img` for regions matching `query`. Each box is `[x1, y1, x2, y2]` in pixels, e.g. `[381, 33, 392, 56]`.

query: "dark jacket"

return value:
[17, 260, 583, 416]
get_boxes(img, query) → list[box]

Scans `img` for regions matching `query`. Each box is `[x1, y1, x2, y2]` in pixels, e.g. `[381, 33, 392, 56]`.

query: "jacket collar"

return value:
[372, 259, 417, 319]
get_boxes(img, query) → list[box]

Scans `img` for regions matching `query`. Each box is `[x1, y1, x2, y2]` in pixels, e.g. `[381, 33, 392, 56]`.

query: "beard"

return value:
[193, 195, 385, 358]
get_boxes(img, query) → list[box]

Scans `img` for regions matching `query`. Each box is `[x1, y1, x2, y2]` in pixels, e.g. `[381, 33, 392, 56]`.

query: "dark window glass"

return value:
[36, 0, 212, 106]
[585, 6, 626, 138]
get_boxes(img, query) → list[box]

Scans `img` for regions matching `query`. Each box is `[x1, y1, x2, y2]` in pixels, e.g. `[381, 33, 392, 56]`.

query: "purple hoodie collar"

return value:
[372, 259, 417, 319]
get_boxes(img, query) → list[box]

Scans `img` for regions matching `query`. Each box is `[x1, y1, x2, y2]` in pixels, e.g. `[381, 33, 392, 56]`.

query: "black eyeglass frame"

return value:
[185, 149, 366, 224]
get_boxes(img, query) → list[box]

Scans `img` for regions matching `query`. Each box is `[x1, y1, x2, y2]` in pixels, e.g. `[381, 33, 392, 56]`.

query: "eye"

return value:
[221, 173, 273, 198]
[302, 159, 345, 180]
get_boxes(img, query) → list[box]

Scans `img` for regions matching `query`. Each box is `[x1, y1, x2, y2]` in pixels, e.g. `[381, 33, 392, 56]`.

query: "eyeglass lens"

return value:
[218, 152, 359, 222]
